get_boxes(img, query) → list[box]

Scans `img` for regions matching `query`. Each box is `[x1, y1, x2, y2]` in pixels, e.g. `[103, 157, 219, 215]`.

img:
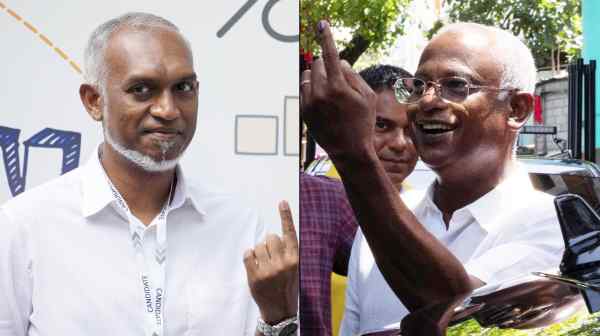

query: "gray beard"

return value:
[103, 125, 182, 173]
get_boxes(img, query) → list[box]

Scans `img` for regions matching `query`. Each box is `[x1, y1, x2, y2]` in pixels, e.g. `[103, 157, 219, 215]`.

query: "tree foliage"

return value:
[300, 0, 411, 64]
[443, 0, 582, 68]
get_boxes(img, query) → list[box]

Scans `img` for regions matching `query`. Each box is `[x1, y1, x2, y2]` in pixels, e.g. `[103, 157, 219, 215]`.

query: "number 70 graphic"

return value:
[217, 0, 298, 42]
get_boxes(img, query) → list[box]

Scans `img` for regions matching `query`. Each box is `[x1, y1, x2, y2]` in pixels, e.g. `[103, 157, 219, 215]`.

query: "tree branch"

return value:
[339, 33, 371, 66]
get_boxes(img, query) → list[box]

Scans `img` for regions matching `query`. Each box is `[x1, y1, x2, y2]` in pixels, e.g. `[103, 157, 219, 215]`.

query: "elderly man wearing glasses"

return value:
[301, 22, 568, 335]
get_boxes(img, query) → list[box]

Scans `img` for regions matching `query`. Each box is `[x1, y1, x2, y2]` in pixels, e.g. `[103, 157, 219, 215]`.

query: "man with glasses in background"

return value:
[302, 21, 566, 335]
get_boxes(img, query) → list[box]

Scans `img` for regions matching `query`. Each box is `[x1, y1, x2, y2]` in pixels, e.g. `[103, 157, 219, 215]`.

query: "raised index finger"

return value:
[317, 20, 344, 84]
[278, 200, 298, 250]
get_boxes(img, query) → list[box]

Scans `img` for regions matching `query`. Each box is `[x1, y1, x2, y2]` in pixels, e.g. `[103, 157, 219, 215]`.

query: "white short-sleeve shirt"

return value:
[340, 168, 565, 336]
[0, 149, 265, 336]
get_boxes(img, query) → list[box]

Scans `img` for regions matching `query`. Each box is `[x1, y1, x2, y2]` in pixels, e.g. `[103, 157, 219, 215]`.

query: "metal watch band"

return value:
[257, 316, 298, 336]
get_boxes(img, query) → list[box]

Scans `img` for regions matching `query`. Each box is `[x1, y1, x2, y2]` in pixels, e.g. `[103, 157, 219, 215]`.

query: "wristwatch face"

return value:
[278, 323, 298, 336]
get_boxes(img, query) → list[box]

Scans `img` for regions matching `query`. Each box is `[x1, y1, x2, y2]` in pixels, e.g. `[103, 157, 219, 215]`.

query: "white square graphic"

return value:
[284, 96, 299, 156]
[235, 115, 278, 155]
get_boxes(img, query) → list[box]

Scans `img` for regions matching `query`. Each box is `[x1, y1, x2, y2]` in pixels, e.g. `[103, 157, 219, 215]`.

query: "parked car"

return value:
[305, 156, 600, 197]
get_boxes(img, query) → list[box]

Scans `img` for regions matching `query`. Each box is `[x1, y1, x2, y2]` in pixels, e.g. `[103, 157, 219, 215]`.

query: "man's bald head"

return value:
[429, 22, 536, 95]
[411, 22, 537, 171]
[83, 12, 193, 91]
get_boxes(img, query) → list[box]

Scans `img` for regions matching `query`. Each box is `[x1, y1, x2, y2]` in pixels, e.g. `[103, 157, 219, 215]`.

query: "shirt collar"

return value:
[81, 144, 207, 218]
[467, 165, 534, 232]
[172, 164, 207, 216]
[417, 164, 534, 232]
[81, 145, 115, 218]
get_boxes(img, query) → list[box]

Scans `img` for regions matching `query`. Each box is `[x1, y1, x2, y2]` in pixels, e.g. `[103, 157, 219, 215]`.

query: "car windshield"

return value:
[530, 173, 600, 212]
[521, 158, 600, 177]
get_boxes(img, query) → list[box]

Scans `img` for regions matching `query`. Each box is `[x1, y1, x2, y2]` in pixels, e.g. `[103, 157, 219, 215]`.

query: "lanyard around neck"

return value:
[104, 170, 174, 336]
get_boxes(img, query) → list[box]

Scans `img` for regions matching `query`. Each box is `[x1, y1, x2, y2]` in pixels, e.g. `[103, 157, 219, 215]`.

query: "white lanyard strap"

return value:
[106, 176, 173, 336]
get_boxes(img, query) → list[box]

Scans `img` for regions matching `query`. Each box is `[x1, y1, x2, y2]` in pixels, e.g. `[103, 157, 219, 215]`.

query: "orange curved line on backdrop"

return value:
[1, 2, 82, 75]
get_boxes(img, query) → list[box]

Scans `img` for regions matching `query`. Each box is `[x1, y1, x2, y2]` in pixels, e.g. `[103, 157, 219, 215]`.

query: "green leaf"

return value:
[445, 0, 581, 67]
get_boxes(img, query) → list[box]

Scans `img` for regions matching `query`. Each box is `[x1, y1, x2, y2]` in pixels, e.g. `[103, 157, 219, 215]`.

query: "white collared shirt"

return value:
[0, 149, 265, 336]
[340, 168, 564, 336]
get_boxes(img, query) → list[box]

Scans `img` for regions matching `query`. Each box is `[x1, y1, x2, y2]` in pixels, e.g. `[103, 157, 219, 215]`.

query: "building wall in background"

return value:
[583, 0, 600, 149]
[534, 78, 569, 156]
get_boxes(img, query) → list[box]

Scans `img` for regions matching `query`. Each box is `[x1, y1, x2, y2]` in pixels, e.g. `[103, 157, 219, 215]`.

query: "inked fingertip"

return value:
[317, 20, 326, 34]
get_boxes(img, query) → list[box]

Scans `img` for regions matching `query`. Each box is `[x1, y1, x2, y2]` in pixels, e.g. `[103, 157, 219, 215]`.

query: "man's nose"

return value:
[417, 85, 446, 114]
[150, 90, 180, 120]
[388, 128, 408, 153]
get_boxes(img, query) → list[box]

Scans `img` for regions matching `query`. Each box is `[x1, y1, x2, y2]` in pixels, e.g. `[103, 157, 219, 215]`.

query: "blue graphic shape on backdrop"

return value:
[0, 126, 81, 197]
[0, 127, 23, 195]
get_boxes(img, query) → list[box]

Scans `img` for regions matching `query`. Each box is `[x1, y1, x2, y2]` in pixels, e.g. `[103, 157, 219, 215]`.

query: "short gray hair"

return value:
[436, 22, 537, 95]
[83, 12, 192, 89]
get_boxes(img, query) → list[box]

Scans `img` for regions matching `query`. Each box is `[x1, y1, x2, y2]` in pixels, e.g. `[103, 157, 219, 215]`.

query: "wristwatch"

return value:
[257, 316, 298, 336]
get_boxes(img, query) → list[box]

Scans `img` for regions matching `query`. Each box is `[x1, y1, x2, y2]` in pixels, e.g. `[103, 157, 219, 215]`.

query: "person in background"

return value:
[300, 172, 358, 336]
[359, 64, 418, 192]
[300, 64, 418, 336]
[341, 64, 423, 335]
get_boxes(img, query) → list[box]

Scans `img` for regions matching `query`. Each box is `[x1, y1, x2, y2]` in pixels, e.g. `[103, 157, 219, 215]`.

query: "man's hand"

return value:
[300, 20, 379, 162]
[244, 201, 299, 324]
[401, 292, 472, 336]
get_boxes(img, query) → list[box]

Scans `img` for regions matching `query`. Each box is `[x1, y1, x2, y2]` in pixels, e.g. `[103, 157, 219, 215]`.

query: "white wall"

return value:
[0, 0, 299, 233]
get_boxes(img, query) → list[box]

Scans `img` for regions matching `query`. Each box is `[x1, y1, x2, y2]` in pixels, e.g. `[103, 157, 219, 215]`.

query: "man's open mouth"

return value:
[416, 120, 457, 135]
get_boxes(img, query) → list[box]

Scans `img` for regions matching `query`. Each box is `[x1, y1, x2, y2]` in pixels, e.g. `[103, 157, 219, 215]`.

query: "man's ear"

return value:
[79, 84, 103, 121]
[507, 92, 534, 130]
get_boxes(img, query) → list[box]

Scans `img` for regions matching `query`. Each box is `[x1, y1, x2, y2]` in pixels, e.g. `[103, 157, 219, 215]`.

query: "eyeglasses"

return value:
[393, 77, 517, 104]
